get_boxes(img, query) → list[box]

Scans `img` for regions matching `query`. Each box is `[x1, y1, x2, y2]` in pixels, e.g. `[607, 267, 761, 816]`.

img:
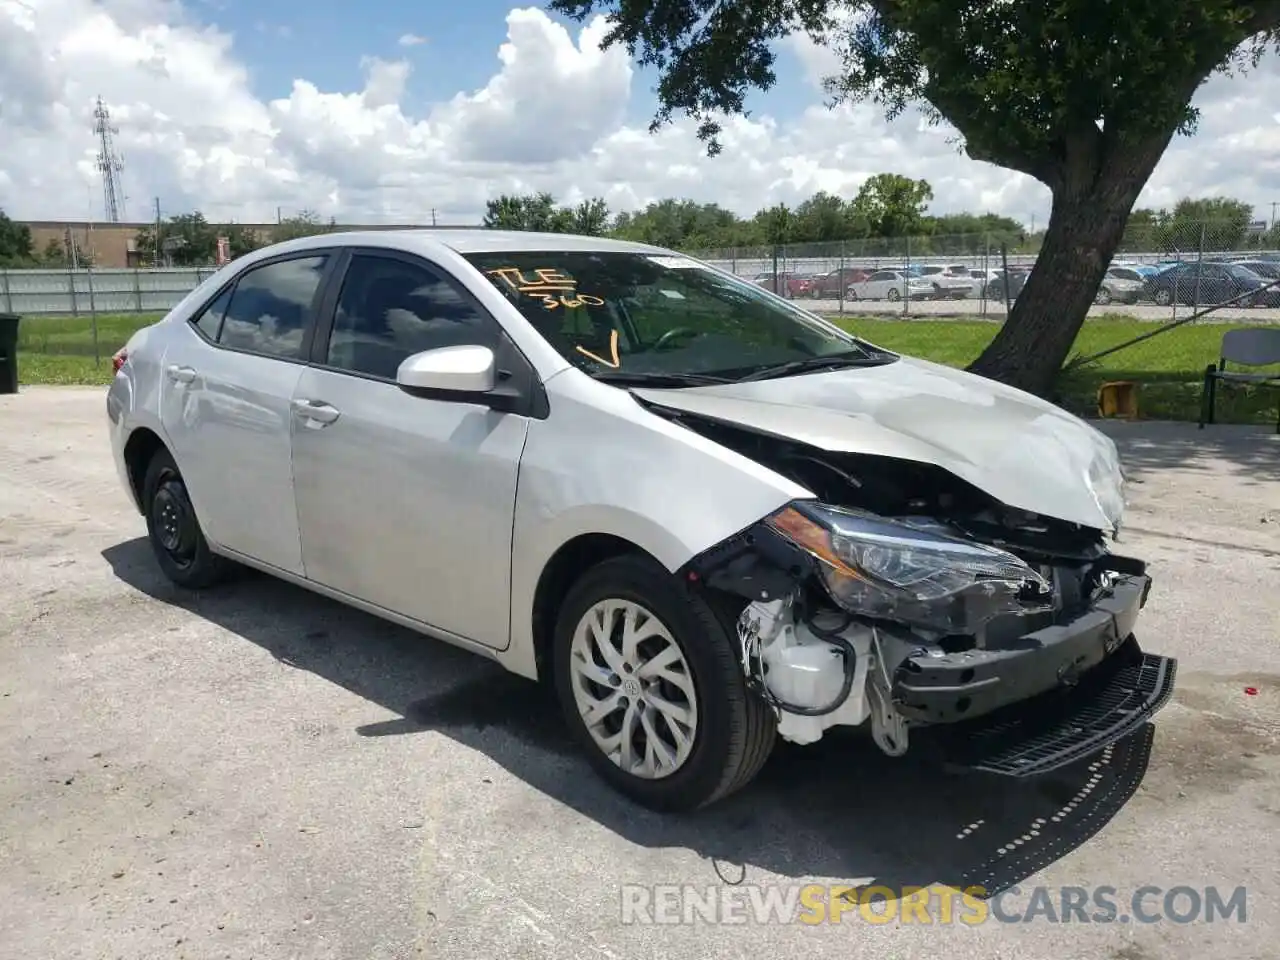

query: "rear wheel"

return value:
[552, 554, 775, 812]
[142, 448, 230, 589]
[886, 288, 901, 302]
[1095, 285, 1112, 305]
[1153, 288, 1173, 306]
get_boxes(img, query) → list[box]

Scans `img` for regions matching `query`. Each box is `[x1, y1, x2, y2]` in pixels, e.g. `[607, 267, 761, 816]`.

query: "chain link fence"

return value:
[681, 221, 1280, 321]
[4, 220, 1280, 324]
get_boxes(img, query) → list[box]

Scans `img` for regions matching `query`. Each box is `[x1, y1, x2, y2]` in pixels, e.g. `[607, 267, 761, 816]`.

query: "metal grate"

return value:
[936, 651, 1177, 777]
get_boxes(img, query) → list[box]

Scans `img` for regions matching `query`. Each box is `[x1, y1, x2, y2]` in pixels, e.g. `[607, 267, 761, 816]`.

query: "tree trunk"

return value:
[966, 150, 1164, 396]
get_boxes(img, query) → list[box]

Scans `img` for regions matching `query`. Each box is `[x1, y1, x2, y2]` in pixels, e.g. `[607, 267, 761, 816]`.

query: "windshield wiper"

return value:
[735, 351, 895, 382]
[588, 370, 734, 386]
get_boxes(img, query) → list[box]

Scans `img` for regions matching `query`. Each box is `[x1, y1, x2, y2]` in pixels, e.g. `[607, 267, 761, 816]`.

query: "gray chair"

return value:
[1199, 328, 1280, 433]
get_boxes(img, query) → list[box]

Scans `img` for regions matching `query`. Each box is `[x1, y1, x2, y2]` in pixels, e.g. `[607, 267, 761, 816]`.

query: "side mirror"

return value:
[396, 345, 496, 395]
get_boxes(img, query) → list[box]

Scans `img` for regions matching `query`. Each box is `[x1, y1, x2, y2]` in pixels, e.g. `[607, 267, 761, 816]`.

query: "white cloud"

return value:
[1, 0, 1278, 231]
[397, 32, 427, 48]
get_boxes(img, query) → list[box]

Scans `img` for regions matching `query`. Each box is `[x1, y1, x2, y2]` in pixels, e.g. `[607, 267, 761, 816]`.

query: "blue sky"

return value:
[189, 0, 817, 127]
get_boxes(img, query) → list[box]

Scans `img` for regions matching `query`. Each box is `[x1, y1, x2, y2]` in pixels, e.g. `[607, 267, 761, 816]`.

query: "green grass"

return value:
[12, 311, 1279, 425]
[829, 316, 1279, 424]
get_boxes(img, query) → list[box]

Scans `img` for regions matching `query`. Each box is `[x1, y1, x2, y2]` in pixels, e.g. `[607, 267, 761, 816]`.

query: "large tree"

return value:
[548, 0, 1280, 394]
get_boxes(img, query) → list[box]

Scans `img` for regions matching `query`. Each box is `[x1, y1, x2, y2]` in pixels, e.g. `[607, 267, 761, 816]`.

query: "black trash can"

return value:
[0, 313, 19, 395]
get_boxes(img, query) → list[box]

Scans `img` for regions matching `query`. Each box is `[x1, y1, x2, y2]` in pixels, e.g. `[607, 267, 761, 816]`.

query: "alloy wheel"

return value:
[568, 598, 698, 780]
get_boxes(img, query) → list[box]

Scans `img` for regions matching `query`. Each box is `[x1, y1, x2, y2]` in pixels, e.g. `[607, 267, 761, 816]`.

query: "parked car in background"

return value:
[1105, 266, 1149, 284]
[1228, 259, 1280, 282]
[1094, 269, 1146, 305]
[810, 266, 873, 298]
[107, 228, 1175, 812]
[847, 269, 936, 302]
[966, 268, 1000, 297]
[984, 268, 1030, 303]
[915, 265, 977, 299]
[1143, 261, 1274, 308]
[1109, 261, 1160, 279]
[751, 272, 818, 299]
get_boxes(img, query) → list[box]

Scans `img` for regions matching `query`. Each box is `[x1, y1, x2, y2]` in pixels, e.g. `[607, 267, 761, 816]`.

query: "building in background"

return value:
[16, 220, 473, 269]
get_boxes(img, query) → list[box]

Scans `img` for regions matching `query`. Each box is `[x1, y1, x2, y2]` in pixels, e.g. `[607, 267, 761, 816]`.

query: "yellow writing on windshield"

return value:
[576, 329, 621, 368]
[544, 293, 604, 309]
[486, 266, 604, 310]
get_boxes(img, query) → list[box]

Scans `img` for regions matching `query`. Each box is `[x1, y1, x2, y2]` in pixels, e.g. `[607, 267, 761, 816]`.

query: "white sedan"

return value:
[106, 229, 1177, 811]
[846, 269, 937, 301]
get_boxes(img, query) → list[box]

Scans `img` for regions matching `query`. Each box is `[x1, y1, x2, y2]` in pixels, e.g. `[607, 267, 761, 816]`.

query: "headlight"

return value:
[765, 503, 1053, 635]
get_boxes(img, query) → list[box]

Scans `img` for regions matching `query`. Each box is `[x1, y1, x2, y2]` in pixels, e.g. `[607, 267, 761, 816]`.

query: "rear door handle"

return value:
[291, 399, 341, 426]
[165, 365, 196, 384]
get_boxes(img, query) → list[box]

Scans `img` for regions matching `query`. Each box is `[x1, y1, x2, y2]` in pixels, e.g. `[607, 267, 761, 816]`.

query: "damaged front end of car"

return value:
[677, 427, 1178, 778]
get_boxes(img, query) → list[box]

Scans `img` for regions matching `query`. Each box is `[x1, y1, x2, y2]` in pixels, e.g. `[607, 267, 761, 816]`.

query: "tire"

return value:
[552, 554, 776, 812]
[1095, 286, 1112, 305]
[141, 447, 230, 589]
[846, 288, 859, 301]
[886, 288, 901, 302]
[1153, 288, 1173, 306]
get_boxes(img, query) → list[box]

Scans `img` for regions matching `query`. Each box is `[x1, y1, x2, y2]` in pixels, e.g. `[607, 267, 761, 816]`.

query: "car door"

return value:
[289, 249, 530, 649]
[159, 251, 335, 575]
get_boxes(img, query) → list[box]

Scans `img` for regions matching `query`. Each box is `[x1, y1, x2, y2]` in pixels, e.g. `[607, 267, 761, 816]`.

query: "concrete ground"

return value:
[1, 387, 1277, 960]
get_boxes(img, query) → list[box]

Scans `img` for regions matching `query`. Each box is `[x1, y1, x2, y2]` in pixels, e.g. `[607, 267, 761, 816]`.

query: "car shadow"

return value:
[103, 537, 1155, 902]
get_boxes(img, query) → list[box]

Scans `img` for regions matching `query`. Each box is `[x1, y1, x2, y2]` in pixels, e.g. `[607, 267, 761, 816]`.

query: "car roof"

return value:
[233, 228, 675, 265]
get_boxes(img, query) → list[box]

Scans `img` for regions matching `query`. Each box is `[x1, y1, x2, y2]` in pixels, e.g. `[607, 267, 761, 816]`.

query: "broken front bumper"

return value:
[899, 572, 1178, 777]
[925, 636, 1176, 777]
[892, 573, 1155, 724]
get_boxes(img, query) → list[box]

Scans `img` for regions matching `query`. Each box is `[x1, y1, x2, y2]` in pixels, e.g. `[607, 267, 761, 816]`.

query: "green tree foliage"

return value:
[0, 209, 36, 267]
[1121, 197, 1255, 254]
[134, 212, 270, 265]
[603, 180, 1026, 255]
[850, 173, 931, 237]
[272, 210, 332, 243]
[548, 0, 1280, 393]
[483, 193, 612, 234]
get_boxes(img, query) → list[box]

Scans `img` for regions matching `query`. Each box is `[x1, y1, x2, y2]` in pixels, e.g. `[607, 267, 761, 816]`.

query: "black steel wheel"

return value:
[142, 448, 230, 589]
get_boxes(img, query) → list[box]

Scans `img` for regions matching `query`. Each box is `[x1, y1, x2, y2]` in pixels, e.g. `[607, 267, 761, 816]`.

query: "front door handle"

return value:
[166, 364, 196, 384]
[291, 399, 341, 426]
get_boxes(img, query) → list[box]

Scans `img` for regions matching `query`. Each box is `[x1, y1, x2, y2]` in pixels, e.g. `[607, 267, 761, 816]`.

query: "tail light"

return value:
[111, 348, 128, 374]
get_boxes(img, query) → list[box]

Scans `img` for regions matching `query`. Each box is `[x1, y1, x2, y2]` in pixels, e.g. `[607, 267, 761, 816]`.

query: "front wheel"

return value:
[142, 448, 230, 589]
[886, 288, 901, 302]
[1095, 286, 1112, 305]
[552, 554, 776, 812]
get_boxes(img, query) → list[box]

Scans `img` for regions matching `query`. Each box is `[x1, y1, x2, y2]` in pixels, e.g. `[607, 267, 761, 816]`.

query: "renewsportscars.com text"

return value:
[619, 883, 1248, 926]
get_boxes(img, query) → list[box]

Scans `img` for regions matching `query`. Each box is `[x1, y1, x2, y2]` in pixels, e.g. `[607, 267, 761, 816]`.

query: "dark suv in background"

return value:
[1143, 262, 1277, 307]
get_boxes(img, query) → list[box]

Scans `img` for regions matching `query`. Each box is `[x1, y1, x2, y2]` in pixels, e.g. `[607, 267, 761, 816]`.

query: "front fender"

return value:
[502, 373, 810, 678]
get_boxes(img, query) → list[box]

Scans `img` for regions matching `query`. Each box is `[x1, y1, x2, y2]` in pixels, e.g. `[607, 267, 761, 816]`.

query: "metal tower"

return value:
[93, 96, 126, 222]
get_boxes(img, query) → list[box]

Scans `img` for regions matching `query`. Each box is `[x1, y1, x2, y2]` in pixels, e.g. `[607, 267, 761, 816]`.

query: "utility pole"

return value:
[154, 197, 163, 266]
[431, 208, 437, 226]
[1271, 201, 1277, 230]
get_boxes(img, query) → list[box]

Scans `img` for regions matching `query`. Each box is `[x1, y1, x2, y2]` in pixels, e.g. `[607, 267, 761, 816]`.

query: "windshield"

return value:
[462, 250, 887, 379]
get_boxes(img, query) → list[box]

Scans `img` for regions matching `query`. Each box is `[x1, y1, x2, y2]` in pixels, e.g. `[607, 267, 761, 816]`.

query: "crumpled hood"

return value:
[632, 356, 1126, 531]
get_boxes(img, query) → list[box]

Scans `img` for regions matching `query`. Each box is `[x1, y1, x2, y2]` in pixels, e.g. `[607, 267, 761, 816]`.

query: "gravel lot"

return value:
[807, 298, 1280, 322]
[2, 387, 1278, 960]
